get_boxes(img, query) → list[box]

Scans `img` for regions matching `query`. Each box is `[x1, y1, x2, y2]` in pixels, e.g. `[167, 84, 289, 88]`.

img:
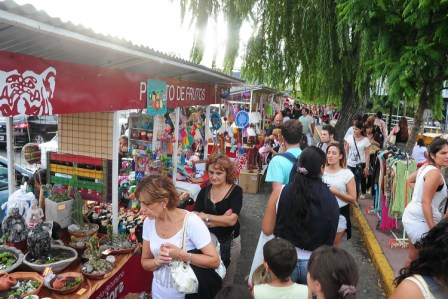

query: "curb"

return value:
[352, 206, 395, 297]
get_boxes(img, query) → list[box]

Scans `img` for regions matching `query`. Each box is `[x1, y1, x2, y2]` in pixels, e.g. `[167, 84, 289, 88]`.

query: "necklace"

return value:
[211, 185, 229, 202]
[156, 212, 182, 238]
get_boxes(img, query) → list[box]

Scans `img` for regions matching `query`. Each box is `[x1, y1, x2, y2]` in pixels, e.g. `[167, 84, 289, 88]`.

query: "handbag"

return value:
[211, 233, 227, 279]
[353, 136, 365, 177]
[170, 212, 199, 294]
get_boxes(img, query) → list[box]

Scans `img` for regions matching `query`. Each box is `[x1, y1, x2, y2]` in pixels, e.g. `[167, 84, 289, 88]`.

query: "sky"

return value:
[13, 0, 251, 69]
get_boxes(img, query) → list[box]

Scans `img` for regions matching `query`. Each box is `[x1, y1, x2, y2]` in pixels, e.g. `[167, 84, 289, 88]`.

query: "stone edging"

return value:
[351, 205, 396, 297]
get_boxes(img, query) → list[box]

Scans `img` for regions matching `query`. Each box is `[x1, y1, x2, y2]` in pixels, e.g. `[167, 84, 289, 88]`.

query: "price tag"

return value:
[42, 267, 53, 277]
[57, 204, 66, 211]
[77, 288, 88, 295]
[102, 249, 112, 255]
[104, 272, 113, 279]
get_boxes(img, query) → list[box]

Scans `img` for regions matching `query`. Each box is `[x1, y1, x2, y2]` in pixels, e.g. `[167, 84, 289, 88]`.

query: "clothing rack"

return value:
[371, 143, 415, 248]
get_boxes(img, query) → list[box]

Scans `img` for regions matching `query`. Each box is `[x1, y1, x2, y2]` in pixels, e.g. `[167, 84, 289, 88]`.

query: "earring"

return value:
[163, 205, 166, 209]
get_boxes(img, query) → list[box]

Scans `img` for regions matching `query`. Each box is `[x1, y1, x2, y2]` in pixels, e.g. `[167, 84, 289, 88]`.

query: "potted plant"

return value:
[43, 184, 74, 229]
[81, 235, 113, 280]
[67, 193, 99, 238]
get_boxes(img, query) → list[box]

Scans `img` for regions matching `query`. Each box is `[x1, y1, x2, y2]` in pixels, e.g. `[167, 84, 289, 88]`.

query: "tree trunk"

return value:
[405, 84, 428, 153]
[334, 82, 365, 142]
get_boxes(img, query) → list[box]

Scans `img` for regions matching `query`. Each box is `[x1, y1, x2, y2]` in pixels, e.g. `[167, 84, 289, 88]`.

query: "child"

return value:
[307, 245, 358, 299]
[253, 238, 308, 299]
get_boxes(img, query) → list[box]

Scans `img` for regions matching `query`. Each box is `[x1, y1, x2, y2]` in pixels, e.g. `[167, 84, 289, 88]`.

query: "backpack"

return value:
[276, 152, 298, 183]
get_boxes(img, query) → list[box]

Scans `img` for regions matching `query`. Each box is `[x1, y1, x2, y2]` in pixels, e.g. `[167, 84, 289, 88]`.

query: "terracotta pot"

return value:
[0, 272, 17, 291]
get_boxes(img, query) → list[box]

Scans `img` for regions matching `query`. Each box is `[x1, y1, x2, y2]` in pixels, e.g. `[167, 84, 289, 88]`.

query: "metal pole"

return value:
[112, 111, 119, 235]
[6, 117, 14, 195]
[172, 108, 180, 184]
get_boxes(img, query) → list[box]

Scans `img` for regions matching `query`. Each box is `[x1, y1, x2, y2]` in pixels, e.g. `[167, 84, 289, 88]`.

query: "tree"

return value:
[339, 0, 448, 153]
[180, 0, 372, 141]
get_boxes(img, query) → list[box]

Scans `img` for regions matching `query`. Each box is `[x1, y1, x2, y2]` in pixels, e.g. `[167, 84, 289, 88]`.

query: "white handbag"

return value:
[169, 212, 199, 294]
[211, 233, 227, 279]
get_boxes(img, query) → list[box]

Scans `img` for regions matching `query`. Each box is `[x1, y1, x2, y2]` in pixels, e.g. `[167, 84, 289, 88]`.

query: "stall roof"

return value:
[0, 0, 244, 85]
[229, 84, 281, 95]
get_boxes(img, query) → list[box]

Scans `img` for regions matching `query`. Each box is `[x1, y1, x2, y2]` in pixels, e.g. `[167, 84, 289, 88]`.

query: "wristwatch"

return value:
[205, 215, 210, 223]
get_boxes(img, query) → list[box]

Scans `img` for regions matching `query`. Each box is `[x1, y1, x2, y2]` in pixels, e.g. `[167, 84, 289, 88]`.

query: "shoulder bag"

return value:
[353, 136, 365, 177]
[170, 212, 199, 294]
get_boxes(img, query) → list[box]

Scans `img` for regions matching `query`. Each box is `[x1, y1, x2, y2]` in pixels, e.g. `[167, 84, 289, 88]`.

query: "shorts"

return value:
[337, 214, 347, 233]
[402, 220, 430, 244]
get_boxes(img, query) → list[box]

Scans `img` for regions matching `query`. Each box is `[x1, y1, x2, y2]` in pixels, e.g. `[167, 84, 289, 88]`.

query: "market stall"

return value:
[0, 1, 242, 297]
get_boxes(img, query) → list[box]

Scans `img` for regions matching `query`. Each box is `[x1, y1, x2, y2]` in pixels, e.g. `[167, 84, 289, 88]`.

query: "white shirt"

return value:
[142, 212, 211, 299]
[344, 127, 354, 141]
[322, 168, 354, 208]
[412, 145, 427, 163]
[346, 135, 371, 167]
[403, 165, 447, 225]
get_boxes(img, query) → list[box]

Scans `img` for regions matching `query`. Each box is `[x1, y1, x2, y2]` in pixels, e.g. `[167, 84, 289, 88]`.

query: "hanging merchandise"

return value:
[235, 111, 249, 128]
[210, 112, 222, 131]
[220, 89, 230, 99]
[243, 91, 251, 99]
[22, 143, 41, 165]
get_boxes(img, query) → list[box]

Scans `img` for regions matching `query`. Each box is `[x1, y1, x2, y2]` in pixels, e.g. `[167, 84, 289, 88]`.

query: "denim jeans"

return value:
[290, 259, 309, 285]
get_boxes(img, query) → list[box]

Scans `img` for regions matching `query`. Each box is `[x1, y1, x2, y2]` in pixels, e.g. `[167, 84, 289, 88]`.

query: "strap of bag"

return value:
[181, 212, 190, 250]
[353, 136, 361, 162]
[277, 152, 296, 164]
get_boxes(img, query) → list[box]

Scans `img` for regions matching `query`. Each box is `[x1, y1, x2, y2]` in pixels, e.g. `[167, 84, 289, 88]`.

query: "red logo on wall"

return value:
[0, 67, 56, 116]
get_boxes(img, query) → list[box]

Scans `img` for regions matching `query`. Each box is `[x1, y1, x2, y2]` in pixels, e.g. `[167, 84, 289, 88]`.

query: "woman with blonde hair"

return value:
[323, 143, 357, 246]
[136, 174, 221, 299]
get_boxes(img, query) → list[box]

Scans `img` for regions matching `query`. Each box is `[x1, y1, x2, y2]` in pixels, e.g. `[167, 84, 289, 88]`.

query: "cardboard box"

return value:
[238, 170, 260, 194]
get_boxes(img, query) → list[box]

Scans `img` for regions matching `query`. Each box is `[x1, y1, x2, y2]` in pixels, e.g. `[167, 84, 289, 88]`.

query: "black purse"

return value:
[353, 136, 365, 177]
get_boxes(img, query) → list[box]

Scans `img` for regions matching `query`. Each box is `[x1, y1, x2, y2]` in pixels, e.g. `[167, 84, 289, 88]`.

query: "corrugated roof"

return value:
[0, 0, 244, 85]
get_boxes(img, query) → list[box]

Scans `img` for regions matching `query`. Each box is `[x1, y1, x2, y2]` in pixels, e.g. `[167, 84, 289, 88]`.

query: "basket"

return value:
[47, 272, 84, 295]
[7, 272, 44, 298]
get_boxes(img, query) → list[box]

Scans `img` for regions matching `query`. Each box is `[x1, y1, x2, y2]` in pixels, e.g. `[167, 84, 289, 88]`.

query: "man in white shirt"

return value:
[299, 108, 315, 146]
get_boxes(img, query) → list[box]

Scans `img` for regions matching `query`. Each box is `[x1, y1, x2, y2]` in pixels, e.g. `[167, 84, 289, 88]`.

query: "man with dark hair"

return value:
[253, 238, 308, 298]
[292, 103, 302, 119]
[317, 124, 336, 153]
[375, 111, 388, 145]
[263, 120, 303, 236]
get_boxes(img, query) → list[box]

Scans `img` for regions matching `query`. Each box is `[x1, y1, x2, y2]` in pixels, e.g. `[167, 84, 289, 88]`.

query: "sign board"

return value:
[147, 80, 167, 115]
[0, 51, 216, 117]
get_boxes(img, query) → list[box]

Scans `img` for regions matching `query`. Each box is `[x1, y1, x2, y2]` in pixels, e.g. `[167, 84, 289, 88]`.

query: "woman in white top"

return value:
[390, 219, 448, 299]
[345, 121, 371, 200]
[412, 138, 428, 167]
[323, 142, 357, 246]
[135, 174, 220, 299]
[402, 138, 448, 268]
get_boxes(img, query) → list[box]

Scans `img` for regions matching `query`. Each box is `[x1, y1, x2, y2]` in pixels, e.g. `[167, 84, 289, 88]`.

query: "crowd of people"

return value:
[134, 104, 448, 298]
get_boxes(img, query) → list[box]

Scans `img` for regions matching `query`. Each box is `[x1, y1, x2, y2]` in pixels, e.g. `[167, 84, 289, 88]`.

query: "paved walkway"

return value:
[235, 169, 386, 298]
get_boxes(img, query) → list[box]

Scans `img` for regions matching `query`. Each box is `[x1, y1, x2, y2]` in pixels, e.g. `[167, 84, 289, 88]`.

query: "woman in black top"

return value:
[274, 146, 339, 285]
[193, 154, 243, 287]
[387, 116, 409, 150]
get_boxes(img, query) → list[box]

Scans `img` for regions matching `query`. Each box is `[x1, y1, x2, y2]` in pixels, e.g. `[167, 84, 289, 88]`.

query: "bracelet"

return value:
[188, 253, 192, 264]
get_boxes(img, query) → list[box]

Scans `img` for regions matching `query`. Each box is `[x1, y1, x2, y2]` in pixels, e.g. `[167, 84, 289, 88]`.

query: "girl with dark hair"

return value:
[345, 121, 371, 200]
[412, 138, 428, 167]
[387, 116, 409, 150]
[402, 138, 448, 268]
[323, 143, 357, 246]
[391, 219, 448, 298]
[307, 245, 359, 299]
[273, 146, 339, 284]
